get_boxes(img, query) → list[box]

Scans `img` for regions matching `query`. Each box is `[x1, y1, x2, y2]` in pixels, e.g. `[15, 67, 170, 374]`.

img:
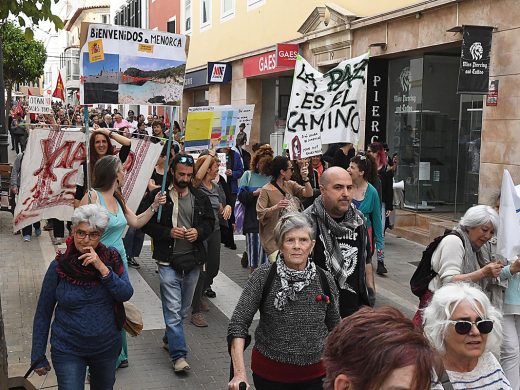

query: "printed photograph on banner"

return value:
[80, 24, 187, 105]
[28, 96, 53, 114]
[184, 108, 214, 151]
[284, 53, 369, 160]
[213, 108, 237, 149]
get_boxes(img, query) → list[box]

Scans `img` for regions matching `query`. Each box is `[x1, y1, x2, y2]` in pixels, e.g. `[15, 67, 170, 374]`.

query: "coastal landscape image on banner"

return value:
[82, 53, 119, 104]
[118, 56, 185, 105]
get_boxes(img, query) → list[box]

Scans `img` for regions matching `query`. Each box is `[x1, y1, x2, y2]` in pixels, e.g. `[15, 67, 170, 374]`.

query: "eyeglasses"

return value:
[75, 230, 101, 240]
[447, 319, 494, 335]
[178, 155, 194, 165]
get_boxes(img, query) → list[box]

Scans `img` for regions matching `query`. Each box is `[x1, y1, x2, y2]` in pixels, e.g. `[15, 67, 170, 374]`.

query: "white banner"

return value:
[28, 96, 53, 114]
[284, 53, 369, 159]
[80, 24, 187, 105]
[235, 104, 255, 146]
[13, 130, 163, 232]
[13, 129, 86, 232]
[119, 138, 163, 212]
[497, 169, 520, 260]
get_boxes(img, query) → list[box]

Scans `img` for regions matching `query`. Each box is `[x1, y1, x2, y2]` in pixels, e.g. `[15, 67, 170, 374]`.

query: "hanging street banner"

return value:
[80, 24, 187, 105]
[13, 130, 163, 231]
[28, 96, 54, 114]
[457, 25, 493, 94]
[364, 59, 388, 148]
[184, 105, 255, 151]
[284, 53, 369, 160]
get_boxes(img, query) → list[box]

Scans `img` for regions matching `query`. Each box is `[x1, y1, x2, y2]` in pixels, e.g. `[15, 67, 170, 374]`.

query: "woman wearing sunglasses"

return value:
[424, 283, 511, 389]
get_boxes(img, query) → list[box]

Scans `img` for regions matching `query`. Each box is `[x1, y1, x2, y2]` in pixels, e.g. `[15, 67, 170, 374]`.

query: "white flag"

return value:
[496, 169, 520, 259]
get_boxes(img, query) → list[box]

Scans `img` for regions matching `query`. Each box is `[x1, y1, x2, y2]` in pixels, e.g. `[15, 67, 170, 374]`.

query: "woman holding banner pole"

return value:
[80, 155, 166, 369]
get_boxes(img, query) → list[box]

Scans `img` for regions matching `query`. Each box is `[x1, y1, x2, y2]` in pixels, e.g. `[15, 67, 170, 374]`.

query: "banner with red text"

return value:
[13, 129, 86, 232]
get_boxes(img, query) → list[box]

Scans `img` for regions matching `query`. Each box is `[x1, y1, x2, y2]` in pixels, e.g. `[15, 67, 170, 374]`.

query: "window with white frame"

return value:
[200, 0, 211, 29]
[221, 0, 234, 19]
[185, 0, 192, 33]
[247, 0, 265, 10]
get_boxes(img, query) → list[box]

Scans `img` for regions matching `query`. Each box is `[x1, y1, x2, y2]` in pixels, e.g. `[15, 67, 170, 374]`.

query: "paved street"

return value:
[1, 141, 424, 389]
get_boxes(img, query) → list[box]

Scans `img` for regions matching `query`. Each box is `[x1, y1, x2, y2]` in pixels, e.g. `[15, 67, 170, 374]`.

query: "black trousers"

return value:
[253, 373, 324, 390]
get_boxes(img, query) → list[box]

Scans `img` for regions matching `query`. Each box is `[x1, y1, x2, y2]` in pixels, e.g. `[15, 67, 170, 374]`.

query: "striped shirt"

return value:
[431, 352, 511, 390]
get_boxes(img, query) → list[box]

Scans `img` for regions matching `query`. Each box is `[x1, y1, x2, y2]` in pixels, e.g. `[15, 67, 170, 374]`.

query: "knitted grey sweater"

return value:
[228, 263, 340, 366]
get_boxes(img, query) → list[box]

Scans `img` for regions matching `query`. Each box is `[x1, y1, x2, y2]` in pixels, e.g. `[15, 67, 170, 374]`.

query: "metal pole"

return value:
[0, 33, 8, 164]
[157, 107, 174, 221]
[84, 105, 91, 201]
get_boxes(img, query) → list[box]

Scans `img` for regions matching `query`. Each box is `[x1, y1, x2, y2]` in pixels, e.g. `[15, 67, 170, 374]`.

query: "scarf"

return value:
[454, 225, 488, 291]
[310, 196, 364, 290]
[274, 254, 316, 311]
[55, 236, 125, 286]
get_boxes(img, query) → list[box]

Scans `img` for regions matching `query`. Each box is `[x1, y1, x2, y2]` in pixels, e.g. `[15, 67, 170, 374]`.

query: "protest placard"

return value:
[284, 53, 369, 159]
[235, 104, 255, 145]
[80, 24, 187, 105]
[28, 96, 53, 114]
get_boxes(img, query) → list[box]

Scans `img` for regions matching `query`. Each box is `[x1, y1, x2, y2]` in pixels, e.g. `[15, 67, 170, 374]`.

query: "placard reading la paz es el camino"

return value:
[284, 53, 369, 160]
[80, 24, 187, 106]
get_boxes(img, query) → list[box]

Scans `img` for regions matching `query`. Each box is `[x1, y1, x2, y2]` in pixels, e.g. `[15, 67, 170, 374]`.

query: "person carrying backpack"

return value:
[411, 205, 503, 328]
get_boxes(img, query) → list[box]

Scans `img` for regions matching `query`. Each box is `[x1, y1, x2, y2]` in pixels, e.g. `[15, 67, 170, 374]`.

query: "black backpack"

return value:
[410, 230, 463, 298]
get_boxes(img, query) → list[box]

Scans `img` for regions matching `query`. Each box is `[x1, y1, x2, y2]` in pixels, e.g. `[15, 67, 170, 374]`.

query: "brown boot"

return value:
[190, 312, 208, 327]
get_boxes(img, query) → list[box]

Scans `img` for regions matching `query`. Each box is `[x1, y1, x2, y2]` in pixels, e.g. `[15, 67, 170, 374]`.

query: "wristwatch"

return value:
[150, 204, 158, 213]
[109, 130, 114, 139]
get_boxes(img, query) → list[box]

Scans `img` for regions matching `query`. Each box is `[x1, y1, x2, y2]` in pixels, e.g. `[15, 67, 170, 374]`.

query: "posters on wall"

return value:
[184, 105, 255, 151]
[13, 129, 163, 232]
[27, 96, 53, 114]
[80, 24, 187, 105]
[457, 25, 493, 94]
[284, 53, 369, 160]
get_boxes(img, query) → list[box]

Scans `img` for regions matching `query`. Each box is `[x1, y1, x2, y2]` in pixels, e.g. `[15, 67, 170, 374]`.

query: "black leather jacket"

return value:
[141, 186, 215, 265]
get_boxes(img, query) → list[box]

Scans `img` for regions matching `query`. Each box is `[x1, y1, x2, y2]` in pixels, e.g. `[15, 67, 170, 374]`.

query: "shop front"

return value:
[182, 68, 209, 121]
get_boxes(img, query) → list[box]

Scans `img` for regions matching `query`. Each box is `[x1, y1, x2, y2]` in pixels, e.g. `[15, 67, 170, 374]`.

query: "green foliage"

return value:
[0, 0, 64, 38]
[1, 21, 47, 86]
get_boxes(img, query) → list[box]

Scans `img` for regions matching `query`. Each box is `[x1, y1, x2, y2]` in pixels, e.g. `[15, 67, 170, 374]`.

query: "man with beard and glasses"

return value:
[304, 167, 372, 318]
[141, 154, 214, 374]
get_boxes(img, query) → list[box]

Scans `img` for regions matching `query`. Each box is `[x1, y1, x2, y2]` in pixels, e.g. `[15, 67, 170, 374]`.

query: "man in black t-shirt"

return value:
[304, 167, 372, 317]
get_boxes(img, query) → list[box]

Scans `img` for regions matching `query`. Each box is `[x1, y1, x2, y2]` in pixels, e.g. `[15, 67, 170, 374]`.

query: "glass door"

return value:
[453, 95, 484, 218]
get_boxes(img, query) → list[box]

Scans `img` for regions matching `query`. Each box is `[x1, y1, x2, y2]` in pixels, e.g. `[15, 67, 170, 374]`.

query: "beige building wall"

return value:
[185, 0, 426, 70]
[345, 0, 519, 205]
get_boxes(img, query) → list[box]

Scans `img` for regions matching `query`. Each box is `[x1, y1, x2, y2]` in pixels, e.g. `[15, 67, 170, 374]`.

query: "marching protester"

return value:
[257, 156, 313, 260]
[237, 144, 274, 271]
[79, 155, 166, 369]
[151, 120, 167, 144]
[10, 151, 41, 241]
[412, 205, 502, 327]
[322, 306, 434, 390]
[100, 113, 113, 128]
[31, 204, 133, 389]
[10, 112, 28, 154]
[367, 142, 394, 232]
[347, 153, 384, 298]
[424, 283, 511, 389]
[291, 157, 320, 209]
[219, 146, 245, 251]
[304, 167, 372, 317]
[141, 153, 214, 373]
[228, 212, 340, 390]
[190, 150, 231, 327]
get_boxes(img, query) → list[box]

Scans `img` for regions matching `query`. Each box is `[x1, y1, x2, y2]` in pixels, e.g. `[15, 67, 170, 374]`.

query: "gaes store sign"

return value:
[276, 43, 298, 67]
[243, 50, 289, 77]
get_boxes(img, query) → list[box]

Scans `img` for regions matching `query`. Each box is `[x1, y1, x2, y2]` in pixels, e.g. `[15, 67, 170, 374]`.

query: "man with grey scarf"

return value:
[304, 167, 372, 317]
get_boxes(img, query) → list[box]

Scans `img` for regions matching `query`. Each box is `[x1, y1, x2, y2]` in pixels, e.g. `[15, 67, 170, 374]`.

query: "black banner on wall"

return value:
[365, 59, 388, 148]
[457, 25, 493, 94]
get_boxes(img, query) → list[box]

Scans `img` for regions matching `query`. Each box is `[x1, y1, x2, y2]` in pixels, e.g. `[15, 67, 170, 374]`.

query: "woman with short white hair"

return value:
[413, 205, 503, 327]
[423, 283, 511, 389]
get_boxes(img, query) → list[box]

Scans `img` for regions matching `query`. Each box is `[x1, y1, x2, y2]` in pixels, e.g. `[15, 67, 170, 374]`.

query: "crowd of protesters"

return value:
[8, 101, 516, 389]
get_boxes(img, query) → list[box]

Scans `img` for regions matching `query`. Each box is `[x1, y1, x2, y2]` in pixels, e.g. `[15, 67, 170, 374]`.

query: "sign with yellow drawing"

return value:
[88, 39, 104, 63]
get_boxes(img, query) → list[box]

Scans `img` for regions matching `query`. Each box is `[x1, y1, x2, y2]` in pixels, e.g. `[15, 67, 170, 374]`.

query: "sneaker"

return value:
[52, 237, 63, 245]
[162, 335, 169, 351]
[118, 359, 129, 368]
[204, 288, 216, 298]
[35, 228, 42, 237]
[23, 235, 31, 242]
[190, 312, 208, 327]
[127, 256, 141, 269]
[200, 297, 210, 312]
[241, 252, 248, 268]
[14, 230, 20, 235]
[173, 358, 190, 373]
[376, 261, 388, 275]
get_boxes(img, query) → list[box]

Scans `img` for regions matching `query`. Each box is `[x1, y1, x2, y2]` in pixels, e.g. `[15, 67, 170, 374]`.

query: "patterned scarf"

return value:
[55, 236, 124, 286]
[454, 225, 488, 291]
[309, 196, 364, 290]
[274, 254, 316, 311]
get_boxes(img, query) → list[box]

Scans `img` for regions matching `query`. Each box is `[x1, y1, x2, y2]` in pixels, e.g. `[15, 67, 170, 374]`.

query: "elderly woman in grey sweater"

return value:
[228, 212, 340, 390]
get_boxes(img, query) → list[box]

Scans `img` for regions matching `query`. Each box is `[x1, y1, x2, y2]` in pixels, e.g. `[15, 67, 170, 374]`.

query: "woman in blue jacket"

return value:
[31, 204, 133, 389]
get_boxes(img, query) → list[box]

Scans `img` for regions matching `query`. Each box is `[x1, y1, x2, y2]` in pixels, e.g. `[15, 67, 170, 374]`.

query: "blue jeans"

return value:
[159, 264, 200, 361]
[51, 341, 120, 390]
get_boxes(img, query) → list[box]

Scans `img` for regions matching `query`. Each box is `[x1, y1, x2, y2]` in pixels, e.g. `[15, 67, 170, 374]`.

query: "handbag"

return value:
[123, 301, 143, 337]
[234, 171, 252, 234]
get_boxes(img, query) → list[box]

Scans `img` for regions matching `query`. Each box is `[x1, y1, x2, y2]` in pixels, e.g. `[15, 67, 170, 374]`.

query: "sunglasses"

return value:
[447, 319, 494, 335]
[178, 155, 194, 165]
